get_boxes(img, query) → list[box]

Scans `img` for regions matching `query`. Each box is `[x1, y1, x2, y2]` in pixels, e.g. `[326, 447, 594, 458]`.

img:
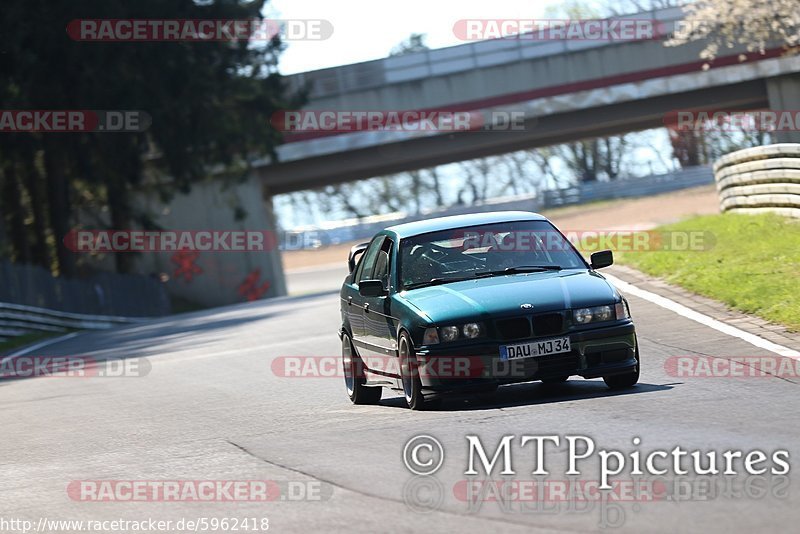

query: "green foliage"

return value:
[617, 213, 800, 331]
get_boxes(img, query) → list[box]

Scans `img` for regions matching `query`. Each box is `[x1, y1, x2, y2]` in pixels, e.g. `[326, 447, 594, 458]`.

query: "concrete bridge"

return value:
[258, 6, 800, 194]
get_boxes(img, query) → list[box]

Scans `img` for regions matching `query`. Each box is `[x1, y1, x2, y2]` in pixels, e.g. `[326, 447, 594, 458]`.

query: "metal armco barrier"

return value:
[714, 144, 800, 218]
[0, 301, 147, 343]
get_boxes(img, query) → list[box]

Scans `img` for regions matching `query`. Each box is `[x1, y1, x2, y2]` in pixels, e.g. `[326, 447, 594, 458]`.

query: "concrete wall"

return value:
[133, 177, 287, 307]
[767, 75, 800, 144]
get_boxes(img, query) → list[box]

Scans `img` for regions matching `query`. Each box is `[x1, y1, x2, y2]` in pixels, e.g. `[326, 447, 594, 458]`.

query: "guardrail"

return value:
[283, 166, 715, 245]
[0, 260, 170, 318]
[714, 144, 800, 218]
[0, 302, 147, 343]
[541, 165, 714, 207]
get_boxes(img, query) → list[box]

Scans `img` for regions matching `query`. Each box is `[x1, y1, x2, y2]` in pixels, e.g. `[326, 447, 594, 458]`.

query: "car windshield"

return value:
[399, 220, 586, 290]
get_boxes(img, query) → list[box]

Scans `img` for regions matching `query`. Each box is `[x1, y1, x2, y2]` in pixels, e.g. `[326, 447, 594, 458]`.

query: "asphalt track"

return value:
[1, 266, 798, 533]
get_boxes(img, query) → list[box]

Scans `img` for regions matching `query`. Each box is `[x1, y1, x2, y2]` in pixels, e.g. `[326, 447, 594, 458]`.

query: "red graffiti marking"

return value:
[238, 269, 270, 301]
[172, 250, 202, 282]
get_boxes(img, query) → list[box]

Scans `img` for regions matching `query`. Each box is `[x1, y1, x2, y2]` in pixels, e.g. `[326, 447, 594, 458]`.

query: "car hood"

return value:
[398, 270, 620, 324]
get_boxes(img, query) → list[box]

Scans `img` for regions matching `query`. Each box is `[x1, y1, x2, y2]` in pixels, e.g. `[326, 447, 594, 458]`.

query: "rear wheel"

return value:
[342, 332, 382, 405]
[603, 340, 640, 389]
[399, 332, 438, 410]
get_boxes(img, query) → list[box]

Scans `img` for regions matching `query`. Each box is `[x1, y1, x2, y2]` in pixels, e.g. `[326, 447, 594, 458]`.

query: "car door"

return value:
[360, 237, 400, 385]
[348, 236, 385, 347]
[341, 243, 369, 340]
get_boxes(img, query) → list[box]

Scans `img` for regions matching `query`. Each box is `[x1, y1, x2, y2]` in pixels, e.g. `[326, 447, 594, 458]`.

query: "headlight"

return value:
[574, 308, 593, 324]
[440, 326, 460, 342]
[422, 328, 439, 345]
[594, 305, 613, 322]
[572, 304, 619, 325]
[423, 323, 485, 344]
[463, 323, 482, 338]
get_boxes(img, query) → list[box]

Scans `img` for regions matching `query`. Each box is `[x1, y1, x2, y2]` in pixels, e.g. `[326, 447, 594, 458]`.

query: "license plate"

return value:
[500, 336, 571, 360]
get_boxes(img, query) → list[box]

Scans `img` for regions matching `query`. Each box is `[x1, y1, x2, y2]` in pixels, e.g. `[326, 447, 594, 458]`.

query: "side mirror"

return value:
[590, 250, 614, 270]
[359, 280, 387, 297]
[348, 242, 369, 273]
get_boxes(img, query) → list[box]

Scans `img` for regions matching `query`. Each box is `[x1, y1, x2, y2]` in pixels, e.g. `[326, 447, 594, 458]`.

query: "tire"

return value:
[541, 376, 569, 384]
[399, 331, 437, 410]
[603, 341, 640, 389]
[342, 332, 382, 405]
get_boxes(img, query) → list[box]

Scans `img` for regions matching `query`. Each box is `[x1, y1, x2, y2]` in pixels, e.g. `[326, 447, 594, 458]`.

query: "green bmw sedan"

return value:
[339, 211, 639, 410]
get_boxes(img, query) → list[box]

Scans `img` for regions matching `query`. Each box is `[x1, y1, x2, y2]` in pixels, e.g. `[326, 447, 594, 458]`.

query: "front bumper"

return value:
[414, 321, 637, 394]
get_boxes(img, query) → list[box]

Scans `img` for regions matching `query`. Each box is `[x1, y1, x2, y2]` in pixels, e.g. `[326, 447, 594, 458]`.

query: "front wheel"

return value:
[399, 332, 439, 410]
[603, 341, 640, 389]
[342, 332, 382, 405]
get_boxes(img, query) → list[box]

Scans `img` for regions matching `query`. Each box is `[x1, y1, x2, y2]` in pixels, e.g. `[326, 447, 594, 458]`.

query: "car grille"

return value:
[495, 317, 531, 340]
[532, 313, 564, 336]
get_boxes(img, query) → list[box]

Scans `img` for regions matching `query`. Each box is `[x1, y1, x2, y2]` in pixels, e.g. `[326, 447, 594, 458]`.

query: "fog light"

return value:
[439, 326, 459, 342]
[463, 323, 482, 338]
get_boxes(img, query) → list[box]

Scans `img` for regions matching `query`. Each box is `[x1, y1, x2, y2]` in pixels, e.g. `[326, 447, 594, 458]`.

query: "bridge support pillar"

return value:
[767, 74, 800, 143]
[132, 174, 287, 308]
[261, 188, 289, 298]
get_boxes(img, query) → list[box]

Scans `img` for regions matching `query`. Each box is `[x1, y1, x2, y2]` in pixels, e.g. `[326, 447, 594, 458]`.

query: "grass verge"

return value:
[0, 330, 72, 355]
[616, 213, 800, 332]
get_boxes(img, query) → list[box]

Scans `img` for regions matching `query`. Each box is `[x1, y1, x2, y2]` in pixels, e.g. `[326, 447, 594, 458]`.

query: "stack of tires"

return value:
[714, 143, 800, 218]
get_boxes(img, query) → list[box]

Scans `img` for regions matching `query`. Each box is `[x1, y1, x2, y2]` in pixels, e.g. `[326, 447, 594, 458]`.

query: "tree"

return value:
[390, 34, 429, 56]
[0, 0, 303, 275]
[666, 0, 800, 61]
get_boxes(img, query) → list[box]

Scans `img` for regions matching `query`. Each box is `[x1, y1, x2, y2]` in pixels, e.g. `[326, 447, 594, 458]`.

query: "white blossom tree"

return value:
[666, 0, 800, 61]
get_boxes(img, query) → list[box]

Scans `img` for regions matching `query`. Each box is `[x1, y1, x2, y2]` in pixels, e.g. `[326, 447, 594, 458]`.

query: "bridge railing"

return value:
[287, 6, 685, 99]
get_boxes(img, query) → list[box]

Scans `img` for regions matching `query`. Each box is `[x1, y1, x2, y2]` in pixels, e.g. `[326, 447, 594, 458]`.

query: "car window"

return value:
[399, 220, 586, 289]
[371, 238, 394, 289]
[356, 236, 386, 284]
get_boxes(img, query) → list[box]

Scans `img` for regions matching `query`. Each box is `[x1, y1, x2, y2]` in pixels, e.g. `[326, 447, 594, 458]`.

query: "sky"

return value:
[264, 0, 676, 228]
[267, 0, 568, 74]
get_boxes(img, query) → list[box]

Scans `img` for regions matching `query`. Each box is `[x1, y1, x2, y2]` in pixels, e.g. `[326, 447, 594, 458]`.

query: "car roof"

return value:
[384, 211, 548, 239]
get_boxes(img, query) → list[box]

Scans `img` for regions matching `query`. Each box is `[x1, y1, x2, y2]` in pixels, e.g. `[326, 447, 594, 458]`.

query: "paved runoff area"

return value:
[1, 258, 798, 533]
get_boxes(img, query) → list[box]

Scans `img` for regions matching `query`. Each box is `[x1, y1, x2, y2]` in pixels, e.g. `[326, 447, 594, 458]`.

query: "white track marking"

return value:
[604, 274, 800, 359]
[1, 332, 80, 363]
